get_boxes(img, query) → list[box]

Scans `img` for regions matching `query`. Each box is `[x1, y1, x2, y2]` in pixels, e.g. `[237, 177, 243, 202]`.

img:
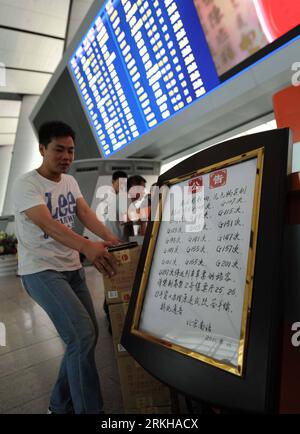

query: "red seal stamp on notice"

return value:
[188, 176, 203, 194]
[210, 169, 227, 189]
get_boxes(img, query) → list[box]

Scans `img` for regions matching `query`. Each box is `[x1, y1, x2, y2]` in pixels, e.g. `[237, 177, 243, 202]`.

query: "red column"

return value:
[273, 85, 300, 224]
[273, 85, 300, 413]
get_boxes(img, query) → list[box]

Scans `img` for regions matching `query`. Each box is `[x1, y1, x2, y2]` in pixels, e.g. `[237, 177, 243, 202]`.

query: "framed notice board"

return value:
[121, 129, 291, 413]
[133, 150, 263, 376]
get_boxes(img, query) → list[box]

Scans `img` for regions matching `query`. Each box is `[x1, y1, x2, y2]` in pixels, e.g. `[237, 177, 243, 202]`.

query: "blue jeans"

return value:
[21, 268, 103, 414]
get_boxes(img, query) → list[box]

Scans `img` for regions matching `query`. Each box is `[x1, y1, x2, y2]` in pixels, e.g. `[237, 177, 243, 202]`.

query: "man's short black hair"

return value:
[112, 170, 128, 181]
[38, 121, 76, 148]
[127, 175, 146, 191]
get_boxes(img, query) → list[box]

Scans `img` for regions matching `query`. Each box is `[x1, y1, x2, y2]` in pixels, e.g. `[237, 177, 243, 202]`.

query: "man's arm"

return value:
[76, 197, 121, 244]
[25, 205, 117, 276]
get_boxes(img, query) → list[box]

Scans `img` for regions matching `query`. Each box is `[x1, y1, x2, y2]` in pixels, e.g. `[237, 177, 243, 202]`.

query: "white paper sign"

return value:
[140, 158, 258, 367]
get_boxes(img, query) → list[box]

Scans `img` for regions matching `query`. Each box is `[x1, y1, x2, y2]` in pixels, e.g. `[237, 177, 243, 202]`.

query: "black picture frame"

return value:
[121, 128, 291, 413]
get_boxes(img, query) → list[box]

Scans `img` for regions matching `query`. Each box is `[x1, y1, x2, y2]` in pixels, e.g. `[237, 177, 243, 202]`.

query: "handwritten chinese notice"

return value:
[140, 158, 258, 367]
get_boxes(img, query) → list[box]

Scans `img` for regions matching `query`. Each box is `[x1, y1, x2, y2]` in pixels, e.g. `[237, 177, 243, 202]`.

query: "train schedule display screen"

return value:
[69, 0, 220, 157]
[69, 0, 299, 158]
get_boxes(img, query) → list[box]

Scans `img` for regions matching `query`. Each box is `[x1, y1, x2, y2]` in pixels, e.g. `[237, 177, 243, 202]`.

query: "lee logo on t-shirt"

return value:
[44, 192, 77, 239]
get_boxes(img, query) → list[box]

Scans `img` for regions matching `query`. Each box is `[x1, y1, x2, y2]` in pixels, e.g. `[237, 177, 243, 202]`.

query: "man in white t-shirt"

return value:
[13, 121, 120, 414]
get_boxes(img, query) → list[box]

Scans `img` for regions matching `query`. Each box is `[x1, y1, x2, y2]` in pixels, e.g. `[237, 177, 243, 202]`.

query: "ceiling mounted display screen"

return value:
[69, 0, 299, 158]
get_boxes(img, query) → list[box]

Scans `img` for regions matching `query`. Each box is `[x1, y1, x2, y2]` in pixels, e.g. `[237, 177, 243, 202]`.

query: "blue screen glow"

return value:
[69, 0, 220, 157]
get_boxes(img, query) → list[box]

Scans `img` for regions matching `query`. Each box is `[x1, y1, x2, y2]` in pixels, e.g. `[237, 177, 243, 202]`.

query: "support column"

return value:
[2, 96, 42, 215]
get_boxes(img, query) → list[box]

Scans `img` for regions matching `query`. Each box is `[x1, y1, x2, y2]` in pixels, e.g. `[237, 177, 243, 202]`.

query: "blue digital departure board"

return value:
[69, 0, 220, 157]
[69, 0, 299, 158]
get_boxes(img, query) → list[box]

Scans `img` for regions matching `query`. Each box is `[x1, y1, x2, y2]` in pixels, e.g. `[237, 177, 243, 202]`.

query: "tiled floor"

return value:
[0, 267, 123, 414]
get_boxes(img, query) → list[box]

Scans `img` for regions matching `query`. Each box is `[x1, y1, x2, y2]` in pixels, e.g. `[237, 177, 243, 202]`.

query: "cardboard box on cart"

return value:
[108, 298, 171, 411]
[117, 356, 171, 413]
[109, 302, 129, 357]
[103, 244, 171, 412]
[103, 245, 142, 305]
[109, 302, 129, 342]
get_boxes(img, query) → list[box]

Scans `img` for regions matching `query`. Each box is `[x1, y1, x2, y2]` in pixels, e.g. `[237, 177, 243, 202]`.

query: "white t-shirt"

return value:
[13, 170, 83, 275]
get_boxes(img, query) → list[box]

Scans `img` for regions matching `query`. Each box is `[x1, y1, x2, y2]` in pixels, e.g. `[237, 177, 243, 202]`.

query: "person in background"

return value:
[112, 170, 127, 195]
[127, 175, 147, 205]
[102, 170, 128, 242]
[13, 121, 120, 414]
[103, 174, 146, 332]
[102, 171, 128, 333]
[126, 175, 147, 236]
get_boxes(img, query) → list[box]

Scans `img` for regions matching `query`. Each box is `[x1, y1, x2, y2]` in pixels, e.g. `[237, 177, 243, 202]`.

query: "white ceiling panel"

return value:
[0, 100, 21, 117]
[0, 0, 70, 38]
[0, 118, 18, 133]
[0, 134, 15, 145]
[1, 69, 51, 94]
[67, 0, 94, 46]
[0, 29, 64, 73]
